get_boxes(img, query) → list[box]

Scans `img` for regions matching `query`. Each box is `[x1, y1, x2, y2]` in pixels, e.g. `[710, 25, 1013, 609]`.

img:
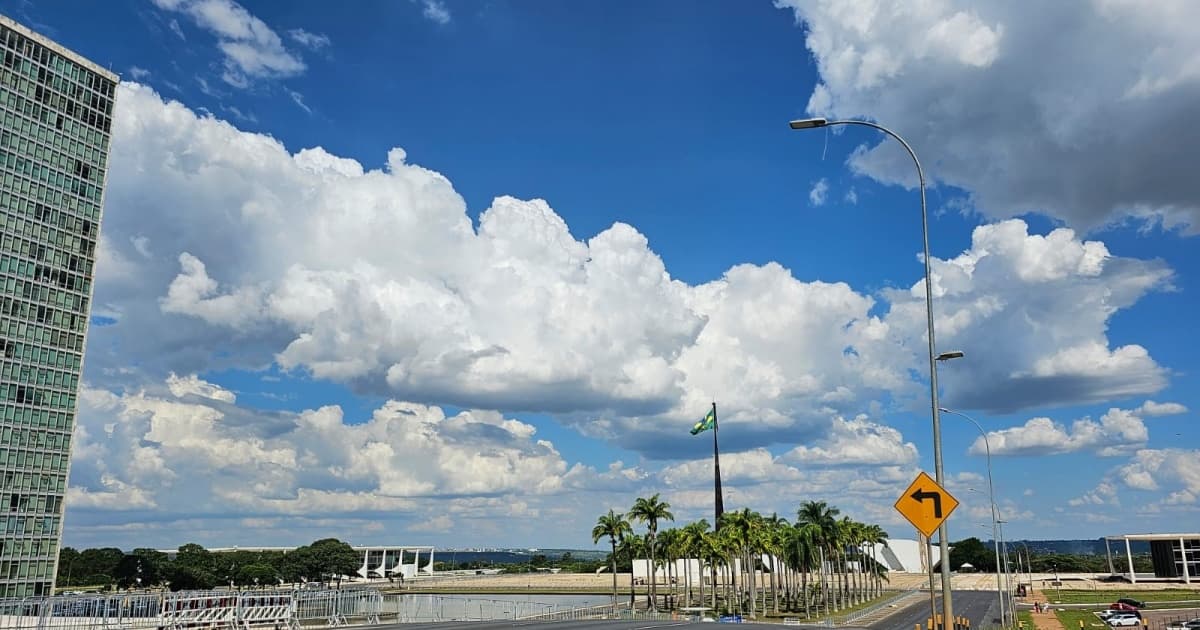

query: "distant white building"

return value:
[628, 539, 940, 581]
[870, 539, 944, 574]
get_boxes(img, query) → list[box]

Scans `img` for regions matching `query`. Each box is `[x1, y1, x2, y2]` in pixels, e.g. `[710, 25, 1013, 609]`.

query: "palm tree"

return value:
[681, 520, 710, 608]
[796, 501, 840, 613]
[657, 528, 682, 609]
[617, 532, 647, 608]
[789, 522, 821, 617]
[763, 512, 788, 614]
[593, 509, 632, 603]
[861, 523, 889, 598]
[629, 494, 674, 611]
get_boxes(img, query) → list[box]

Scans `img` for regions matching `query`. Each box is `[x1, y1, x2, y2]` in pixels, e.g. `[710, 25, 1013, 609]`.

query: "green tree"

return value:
[77, 547, 124, 587]
[949, 537, 993, 572]
[237, 563, 278, 588]
[796, 501, 839, 613]
[308, 538, 361, 582]
[174, 543, 213, 575]
[630, 494, 674, 611]
[56, 547, 80, 586]
[592, 509, 632, 602]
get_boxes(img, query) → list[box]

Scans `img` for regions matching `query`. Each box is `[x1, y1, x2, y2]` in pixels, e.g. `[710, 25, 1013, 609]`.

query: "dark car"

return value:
[1117, 598, 1147, 609]
[1108, 603, 1143, 618]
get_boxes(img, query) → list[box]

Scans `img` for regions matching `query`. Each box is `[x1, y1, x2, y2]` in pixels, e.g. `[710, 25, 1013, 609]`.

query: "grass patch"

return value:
[1017, 610, 1036, 630]
[1055, 609, 1108, 630]
[1046, 590, 1200, 605]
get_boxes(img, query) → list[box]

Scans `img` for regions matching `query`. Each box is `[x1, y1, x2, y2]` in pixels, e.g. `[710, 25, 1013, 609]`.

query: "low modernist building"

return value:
[1104, 533, 1199, 583]
[157, 545, 436, 580]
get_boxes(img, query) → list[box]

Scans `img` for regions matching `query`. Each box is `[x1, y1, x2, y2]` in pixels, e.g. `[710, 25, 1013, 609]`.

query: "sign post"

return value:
[895, 471, 959, 538]
[897, 472, 959, 630]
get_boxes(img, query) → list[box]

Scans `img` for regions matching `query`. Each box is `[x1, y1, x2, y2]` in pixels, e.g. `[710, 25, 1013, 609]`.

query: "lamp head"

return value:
[936, 350, 965, 361]
[789, 118, 828, 130]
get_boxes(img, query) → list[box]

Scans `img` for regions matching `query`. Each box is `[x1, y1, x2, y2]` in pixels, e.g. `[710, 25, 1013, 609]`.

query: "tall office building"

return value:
[0, 15, 116, 597]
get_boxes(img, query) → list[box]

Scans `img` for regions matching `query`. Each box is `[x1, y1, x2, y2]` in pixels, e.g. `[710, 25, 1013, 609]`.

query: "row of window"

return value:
[0, 214, 99, 266]
[0, 535, 59, 559]
[1, 146, 104, 205]
[2, 210, 101, 275]
[0, 266, 94, 312]
[0, 446, 69, 474]
[0, 402, 75, 432]
[0, 558, 54, 581]
[4, 493, 63, 515]
[1, 167, 101, 221]
[0, 136, 106, 193]
[2, 222, 97, 271]
[0, 116, 108, 181]
[1, 295, 90, 333]
[0, 415, 72, 448]
[0, 228, 96, 280]
[1, 24, 115, 98]
[0, 90, 111, 174]
[1, 173, 101, 226]
[0, 254, 93, 296]
[0, 468, 66, 494]
[0, 513, 60, 536]
[1, 73, 110, 153]
[0, 383, 78, 411]
[0, 362, 79, 397]
[0, 581, 52, 598]
[1, 26, 114, 133]
[0, 323, 87, 361]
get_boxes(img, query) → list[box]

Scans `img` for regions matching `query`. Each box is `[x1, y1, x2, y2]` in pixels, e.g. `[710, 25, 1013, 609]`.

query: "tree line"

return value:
[57, 539, 362, 591]
[593, 495, 890, 618]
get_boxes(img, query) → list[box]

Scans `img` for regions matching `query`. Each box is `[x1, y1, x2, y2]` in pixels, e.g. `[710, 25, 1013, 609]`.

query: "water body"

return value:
[384, 593, 614, 622]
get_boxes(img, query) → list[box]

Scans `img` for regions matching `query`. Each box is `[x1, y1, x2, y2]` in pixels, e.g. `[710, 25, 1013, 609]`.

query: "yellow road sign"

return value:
[894, 471, 959, 538]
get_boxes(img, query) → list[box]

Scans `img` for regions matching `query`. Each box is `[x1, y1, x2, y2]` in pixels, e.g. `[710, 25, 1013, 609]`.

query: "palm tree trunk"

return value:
[610, 539, 618, 603]
[801, 562, 809, 617]
[648, 533, 656, 611]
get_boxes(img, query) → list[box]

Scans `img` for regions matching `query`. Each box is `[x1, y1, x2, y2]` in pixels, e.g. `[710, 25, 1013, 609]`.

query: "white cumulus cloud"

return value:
[153, 0, 308, 86]
[776, 0, 1200, 232]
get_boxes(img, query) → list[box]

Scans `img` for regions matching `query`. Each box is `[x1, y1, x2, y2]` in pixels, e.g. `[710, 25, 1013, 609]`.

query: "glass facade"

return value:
[0, 15, 115, 598]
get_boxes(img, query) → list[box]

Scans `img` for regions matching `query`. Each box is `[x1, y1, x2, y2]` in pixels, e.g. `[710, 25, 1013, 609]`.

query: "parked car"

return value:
[1108, 614, 1142, 627]
[1164, 619, 1200, 630]
[1111, 602, 1141, 612]
[1117, 598, 1148, 609]
[1097, 610, 1119, 620]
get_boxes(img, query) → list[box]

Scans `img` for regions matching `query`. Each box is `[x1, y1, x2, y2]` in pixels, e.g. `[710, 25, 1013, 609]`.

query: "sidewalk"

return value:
[1028, 590, 1067, 630]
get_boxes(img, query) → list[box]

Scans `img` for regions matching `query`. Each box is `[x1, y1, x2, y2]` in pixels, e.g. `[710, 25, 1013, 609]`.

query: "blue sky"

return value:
[7, 0, 1199, 550]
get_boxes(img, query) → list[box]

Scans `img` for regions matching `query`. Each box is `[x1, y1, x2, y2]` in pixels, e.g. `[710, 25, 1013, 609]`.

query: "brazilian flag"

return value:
[690, 408, 716, 435]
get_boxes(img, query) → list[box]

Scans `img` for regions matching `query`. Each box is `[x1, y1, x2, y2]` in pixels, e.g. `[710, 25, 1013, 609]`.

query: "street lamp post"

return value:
[790, 117, 954, 628]
[941, 407, 1007, 627]
[968, 489, 1006, 625]
[998, 519, 1015, 622]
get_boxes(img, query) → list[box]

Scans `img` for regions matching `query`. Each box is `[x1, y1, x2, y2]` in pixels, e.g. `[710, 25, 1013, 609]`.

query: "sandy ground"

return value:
[399, 572, 1200, 593]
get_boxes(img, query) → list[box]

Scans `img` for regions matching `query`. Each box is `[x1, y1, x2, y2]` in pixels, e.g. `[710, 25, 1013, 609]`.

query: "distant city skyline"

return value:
[0, 1, 1195, 552]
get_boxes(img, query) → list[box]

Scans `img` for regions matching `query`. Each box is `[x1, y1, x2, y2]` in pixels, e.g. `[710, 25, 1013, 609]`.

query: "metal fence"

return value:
[0, 589, 653, 630]
[823, 590, 921, 626]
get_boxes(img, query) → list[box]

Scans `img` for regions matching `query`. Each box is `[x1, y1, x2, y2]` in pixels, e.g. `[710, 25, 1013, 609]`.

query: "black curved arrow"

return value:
[911, 488, 943, 518]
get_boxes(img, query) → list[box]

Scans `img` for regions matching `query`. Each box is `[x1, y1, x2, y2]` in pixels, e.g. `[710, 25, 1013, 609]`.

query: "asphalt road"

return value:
[359, 621, 779, 630]
[867, 591, 1002, 630]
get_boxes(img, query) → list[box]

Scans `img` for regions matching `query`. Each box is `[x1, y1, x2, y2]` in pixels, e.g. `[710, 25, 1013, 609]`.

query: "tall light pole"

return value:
[998, 518, 1015, 622]
[969, 488, 1006, 626]
[942, 407, 1006, 627]
[790, 116, 954, 628]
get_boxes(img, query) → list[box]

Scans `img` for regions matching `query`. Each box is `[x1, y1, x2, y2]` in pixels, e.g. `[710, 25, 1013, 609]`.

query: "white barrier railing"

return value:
[0, 588, 653, 629]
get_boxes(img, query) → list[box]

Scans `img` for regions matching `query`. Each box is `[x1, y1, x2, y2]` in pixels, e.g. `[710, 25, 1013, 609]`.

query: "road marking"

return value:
[636, 623, 690, 630]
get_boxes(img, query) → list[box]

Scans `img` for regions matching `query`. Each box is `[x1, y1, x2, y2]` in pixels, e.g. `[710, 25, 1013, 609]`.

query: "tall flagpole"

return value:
[712, 402, 724, 529]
